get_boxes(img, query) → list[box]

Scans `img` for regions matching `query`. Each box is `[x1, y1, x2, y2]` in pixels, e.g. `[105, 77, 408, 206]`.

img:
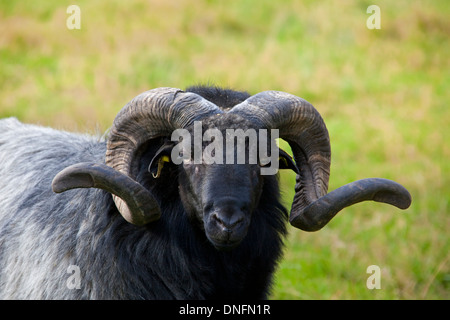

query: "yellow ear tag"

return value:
[152, 155, 170, 179]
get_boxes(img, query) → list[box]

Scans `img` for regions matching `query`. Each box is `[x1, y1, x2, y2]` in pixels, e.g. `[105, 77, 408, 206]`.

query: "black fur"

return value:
[186, 85, 251, 110]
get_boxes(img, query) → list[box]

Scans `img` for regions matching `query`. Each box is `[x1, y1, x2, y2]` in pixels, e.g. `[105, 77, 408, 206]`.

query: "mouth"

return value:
[207, 236, 243, 251]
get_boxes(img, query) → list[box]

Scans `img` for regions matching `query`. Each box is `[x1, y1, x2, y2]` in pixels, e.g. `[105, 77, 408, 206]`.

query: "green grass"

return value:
[1, 0, 448, 299]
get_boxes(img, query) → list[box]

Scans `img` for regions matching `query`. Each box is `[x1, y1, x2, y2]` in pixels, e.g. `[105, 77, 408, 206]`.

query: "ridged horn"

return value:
[52, 162, 161, 225]
[230, 91, 411, 231]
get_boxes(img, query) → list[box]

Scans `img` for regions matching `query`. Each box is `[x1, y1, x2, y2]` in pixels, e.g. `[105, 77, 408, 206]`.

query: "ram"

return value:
[0, 86, 411, 299]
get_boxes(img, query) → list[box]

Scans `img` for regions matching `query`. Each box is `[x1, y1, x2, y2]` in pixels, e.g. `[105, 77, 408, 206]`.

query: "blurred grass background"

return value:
[0, 0, 448, 299]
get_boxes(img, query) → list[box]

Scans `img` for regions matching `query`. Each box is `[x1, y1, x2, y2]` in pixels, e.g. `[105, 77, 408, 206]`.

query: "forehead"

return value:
[189, 113, 258, 132]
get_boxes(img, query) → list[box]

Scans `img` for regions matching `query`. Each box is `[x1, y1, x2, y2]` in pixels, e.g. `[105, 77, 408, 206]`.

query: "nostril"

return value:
[212, 212, 222, 224]
[229, 216, 244, 228]
[211, 213, 229, 230]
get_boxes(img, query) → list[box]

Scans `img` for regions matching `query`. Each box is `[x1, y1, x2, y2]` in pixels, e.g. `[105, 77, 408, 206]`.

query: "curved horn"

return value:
[53, 87, 223, 225]
[230, 91, 411, 231]
[105, 87, 222, 224]
[52, 162, 160, 225]
[289, 178, 412, 231]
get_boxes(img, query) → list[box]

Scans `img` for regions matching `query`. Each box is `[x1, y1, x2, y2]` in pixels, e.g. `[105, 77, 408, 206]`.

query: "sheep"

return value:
[0, 86, 412, 299]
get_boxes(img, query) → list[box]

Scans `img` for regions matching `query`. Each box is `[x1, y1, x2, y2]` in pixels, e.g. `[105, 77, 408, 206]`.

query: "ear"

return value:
[278, 148, 300, 174]
[148, 141, 175, 178]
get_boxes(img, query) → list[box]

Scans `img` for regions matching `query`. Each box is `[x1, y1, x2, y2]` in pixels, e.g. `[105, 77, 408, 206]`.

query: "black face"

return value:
[149, 114, 298, 251]
[173, 116, 260, 250]
[180, 162, 263, 250]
